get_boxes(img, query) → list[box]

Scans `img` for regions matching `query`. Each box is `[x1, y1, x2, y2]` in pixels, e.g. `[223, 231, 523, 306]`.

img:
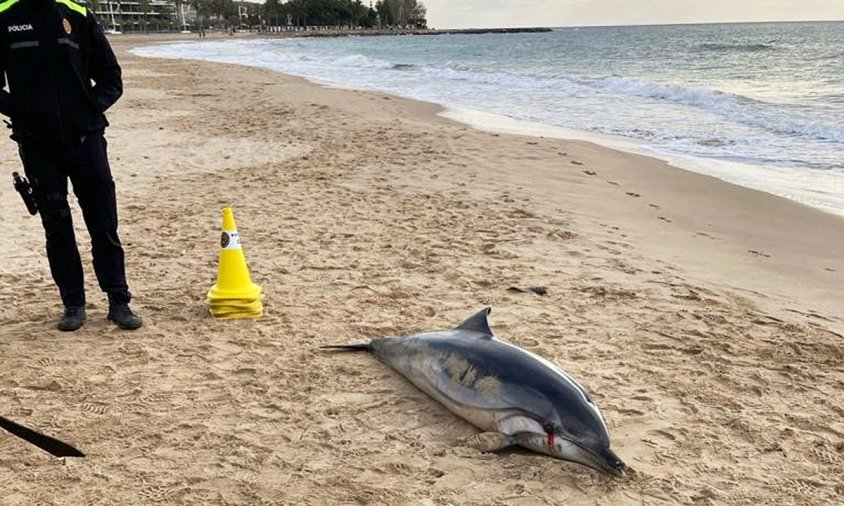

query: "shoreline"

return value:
[438, 106, 844, 218]
[129, 33, 844, 219]
[1, 33, 842, 505]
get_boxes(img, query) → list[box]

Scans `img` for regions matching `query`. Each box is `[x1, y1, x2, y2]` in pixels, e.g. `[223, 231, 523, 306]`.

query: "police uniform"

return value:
[0, 0, 138, 328]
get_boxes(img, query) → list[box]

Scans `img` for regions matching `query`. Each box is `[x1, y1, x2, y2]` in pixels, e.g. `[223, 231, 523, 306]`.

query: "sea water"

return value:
[133, 22, 844, 215]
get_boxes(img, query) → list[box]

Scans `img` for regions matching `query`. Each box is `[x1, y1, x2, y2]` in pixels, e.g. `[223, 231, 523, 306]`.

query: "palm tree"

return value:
[139, 0, 151, 33]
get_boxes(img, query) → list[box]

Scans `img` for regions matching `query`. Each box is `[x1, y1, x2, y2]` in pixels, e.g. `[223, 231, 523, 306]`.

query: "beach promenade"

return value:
[0, 34, 842, 505]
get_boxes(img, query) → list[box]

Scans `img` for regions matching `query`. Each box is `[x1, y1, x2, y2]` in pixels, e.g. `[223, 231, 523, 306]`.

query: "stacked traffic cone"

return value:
[207, 207, 263, 319]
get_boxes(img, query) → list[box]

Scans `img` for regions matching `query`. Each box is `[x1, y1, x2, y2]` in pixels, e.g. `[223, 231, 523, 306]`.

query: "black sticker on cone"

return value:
[221, 232, 230, 248]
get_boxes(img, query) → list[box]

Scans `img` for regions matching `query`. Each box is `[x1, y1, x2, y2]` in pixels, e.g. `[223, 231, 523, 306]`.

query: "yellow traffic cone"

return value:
[207, 207, 263, 319]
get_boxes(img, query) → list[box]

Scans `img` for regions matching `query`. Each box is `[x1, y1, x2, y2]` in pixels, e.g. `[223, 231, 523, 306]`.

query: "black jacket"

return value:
[0, 0, 122, 142]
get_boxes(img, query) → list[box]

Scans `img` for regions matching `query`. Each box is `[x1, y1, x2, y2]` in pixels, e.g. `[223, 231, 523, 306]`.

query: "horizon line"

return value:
[432, 18, 843, 31]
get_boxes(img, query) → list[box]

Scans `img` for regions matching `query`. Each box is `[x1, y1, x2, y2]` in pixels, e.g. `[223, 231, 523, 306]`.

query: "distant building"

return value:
[89, 0, 177, 32]
[86, 0, 262, 32]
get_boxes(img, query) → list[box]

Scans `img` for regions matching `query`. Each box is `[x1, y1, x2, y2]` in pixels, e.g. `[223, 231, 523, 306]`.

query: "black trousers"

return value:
[19, 131, 131, 307]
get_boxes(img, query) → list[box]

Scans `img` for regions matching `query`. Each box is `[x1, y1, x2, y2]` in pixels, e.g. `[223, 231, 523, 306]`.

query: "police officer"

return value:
[0, 0, 141, 331]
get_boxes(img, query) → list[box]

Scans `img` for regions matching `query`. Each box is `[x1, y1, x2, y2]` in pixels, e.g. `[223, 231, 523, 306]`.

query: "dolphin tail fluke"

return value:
[321, 343, 372, 352]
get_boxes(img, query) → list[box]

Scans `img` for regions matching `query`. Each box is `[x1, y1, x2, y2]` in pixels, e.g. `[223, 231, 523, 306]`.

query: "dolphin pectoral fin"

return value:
[464, 431, 516, 452]
[320, 343, 372, 352]
[455, 308, 494, 337]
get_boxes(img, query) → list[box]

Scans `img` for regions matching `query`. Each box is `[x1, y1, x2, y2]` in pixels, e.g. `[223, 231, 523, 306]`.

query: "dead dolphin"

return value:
[324, 307, 627, 475]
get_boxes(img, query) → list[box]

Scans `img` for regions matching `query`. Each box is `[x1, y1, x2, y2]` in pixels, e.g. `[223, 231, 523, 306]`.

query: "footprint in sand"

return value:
[649, 203, 660, 209]
[583, 170, 597, 176]
[138, 392, 169, 405]
[80, 403, 108, 415]
[36, 357, 59, 367]
[607, 180, 620, 186]
[571, 160, 584, 165]
[748, 249, 772, 258]
[625, 192, 641, 198]
[642, 429, 679, 448]
[547, 229, 576, 240]
[140, 486, 176, 503]
[657, 216, 672, 223]
[616, 408, 646, 416]
[234, 368, 258, 377]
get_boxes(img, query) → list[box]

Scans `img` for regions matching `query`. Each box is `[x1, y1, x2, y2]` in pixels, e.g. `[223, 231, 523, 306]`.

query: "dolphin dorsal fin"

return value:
[456, 307, 493, 337]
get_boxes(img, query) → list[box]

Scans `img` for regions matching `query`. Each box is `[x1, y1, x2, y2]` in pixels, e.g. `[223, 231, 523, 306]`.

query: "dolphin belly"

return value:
[385, 346, 510, 432]
[373, 336, 546, 435]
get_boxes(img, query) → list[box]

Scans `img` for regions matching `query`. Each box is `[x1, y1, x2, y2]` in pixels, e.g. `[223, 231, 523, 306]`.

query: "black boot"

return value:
[107, 300, 143, 330]
[58, 306, 86, 331]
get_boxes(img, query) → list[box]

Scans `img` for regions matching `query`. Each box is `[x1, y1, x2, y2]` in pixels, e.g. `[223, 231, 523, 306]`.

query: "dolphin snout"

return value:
[600, 448, 628, 476]
[564, 442, 628, 476]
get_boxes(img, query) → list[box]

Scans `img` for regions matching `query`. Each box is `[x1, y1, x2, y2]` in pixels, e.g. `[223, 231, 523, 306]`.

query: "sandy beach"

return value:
[1, 34, 843, 505]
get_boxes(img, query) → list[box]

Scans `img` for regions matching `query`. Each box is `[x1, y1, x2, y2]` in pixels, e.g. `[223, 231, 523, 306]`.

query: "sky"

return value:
[421, 0, 844, 29]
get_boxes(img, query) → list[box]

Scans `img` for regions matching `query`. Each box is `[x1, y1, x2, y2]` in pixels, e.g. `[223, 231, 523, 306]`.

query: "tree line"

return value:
[262, 0, 427, 29]
[86, 0, 427, 32]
